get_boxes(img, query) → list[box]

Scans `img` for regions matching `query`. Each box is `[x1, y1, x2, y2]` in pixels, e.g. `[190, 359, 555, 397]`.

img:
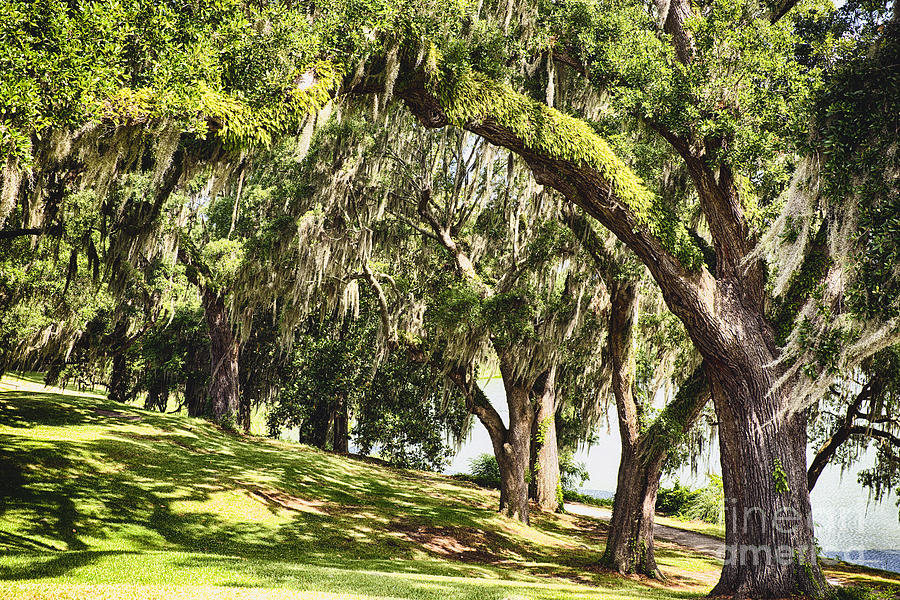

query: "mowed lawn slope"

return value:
[0, 374, 893, 600]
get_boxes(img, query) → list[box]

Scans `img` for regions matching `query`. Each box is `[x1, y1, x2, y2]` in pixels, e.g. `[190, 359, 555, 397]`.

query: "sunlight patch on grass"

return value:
[7, 378, 894, 600]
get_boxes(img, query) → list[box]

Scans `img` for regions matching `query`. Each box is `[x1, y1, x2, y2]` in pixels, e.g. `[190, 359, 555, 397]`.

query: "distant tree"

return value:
[266, 292, 469, 468]
[130, 303, 210, 415]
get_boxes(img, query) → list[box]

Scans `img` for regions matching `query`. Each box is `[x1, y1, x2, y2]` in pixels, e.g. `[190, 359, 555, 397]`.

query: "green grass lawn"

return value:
[0, 373, 897, 599]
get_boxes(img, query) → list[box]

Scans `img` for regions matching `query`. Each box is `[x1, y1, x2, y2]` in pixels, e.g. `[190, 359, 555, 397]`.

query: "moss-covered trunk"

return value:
[603, 440, 665, 577]
[710, 359, 827, 598]
[497, 376, 533, 524]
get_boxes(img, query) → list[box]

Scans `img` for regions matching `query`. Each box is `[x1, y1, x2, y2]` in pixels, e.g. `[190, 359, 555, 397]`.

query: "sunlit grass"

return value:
[1, 373, 897, 599]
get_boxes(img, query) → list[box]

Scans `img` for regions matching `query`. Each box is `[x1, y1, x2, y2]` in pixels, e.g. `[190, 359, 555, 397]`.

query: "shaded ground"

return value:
[0, 373, 897, 599]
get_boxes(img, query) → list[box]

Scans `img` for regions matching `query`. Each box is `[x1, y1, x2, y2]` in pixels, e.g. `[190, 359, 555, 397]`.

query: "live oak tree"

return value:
[265, 291, 470, 468]
[341, 117, 606, 521]
[565, 208, 711, 577]
[385, 5, 899, 596]
[4, 0, 900, 596]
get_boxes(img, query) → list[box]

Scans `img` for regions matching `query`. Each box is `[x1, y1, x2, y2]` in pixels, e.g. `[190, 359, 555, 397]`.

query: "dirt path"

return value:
[565, 502, 725, 559]
[565, 502, 847, 576]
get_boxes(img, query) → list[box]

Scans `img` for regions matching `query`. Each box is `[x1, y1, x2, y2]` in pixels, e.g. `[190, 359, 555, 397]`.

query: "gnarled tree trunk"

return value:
[530, 367, 560, 512]
[202, 287, 239, 425]
[711, 354, 826, 597]
[496, 369, 534, 524]
[604, 439, 667, 577]
[601, 280, 662, 575]
[601, 281, 711, 578]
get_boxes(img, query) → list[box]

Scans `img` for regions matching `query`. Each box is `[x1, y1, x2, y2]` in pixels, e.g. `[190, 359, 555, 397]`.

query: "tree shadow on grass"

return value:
[1, 389, 655, 591]
[0, 551, 136, 581]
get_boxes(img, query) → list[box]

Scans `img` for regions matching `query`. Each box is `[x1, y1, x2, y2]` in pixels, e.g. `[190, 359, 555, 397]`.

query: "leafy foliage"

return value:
[657, 475, 724, 525]
[266, 292, 469, 470]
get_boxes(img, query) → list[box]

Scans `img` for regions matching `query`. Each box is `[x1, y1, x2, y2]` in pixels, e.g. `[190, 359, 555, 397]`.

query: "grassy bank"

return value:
[0, 373, 897, 599]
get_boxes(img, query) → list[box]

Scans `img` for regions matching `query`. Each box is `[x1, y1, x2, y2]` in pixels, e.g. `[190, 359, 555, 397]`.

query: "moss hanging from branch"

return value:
[416, 45, 703, 271]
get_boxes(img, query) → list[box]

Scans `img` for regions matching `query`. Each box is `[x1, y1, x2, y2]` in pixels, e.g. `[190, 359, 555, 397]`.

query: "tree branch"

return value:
[0, 224, 63, 240]
[361, 263, 398, 348]
[396, 78, 722, 353]
[848, 425, 900, 448]
[808, 378, 882, 490]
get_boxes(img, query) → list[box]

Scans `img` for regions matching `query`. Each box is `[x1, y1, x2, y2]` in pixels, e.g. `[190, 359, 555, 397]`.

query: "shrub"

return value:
[680, 474, 725, 525]
[656, 482, 700, 516]
[465, 453, 501, 488]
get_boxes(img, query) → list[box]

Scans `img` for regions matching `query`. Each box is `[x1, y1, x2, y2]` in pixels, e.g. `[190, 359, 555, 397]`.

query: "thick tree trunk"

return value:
[202, 288, 239, 425]
[601, 280, 666, 575]
[530, 368, 560, 512]
[443, 364, 533, 524]
[710, 357, 827, 598]
[604, 440, 666, 577]
[496, 374, 533, 524]
[108, 353, 128, 404]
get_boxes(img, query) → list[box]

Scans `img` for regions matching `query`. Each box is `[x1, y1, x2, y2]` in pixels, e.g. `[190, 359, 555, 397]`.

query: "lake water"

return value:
[446, 377, 900, 574]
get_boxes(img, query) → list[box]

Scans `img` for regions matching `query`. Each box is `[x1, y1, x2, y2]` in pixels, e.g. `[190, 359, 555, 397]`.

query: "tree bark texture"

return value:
[530, 367, 560, 512]
[496, 371, 533, 524]
[202, 287, 240, 425]
[604, 438, 667, 577]
[708, 317, 827, 598]
[601, 280, 666, 576]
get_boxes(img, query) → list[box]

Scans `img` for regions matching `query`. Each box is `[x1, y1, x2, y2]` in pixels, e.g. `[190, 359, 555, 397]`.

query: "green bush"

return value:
[463, 453, 501, 488]
[657, 475, 724, 525]
[656, 483, 700, 516]
[680, 474, 724, 525]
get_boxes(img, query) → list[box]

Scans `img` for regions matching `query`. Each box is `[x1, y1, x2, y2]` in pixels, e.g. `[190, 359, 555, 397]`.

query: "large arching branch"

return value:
[394, 76, 728, 357]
